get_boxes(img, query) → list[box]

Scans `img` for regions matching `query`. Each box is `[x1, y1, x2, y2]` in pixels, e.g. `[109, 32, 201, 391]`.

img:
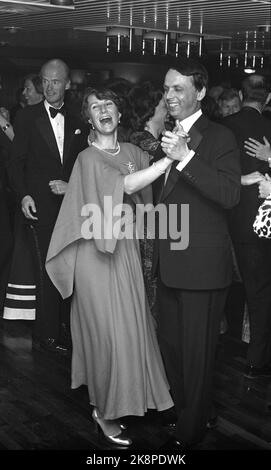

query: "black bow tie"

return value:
[49, 105, 65, 119]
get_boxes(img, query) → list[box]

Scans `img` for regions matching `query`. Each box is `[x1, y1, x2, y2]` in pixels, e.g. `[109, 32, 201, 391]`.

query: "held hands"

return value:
[161, 121, 190, 161]
[49, 180, 68, 195]
[244, 137, 271, 162]
[258, 174, 271, 199]
[21, 195, 38, 220]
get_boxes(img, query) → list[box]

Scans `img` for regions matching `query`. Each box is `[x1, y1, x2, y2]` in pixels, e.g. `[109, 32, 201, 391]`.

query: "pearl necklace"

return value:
[92, 141, 120, 156]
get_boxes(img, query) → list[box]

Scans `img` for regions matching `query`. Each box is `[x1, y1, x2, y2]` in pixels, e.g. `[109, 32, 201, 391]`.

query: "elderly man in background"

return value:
[6, 59, 88, 352]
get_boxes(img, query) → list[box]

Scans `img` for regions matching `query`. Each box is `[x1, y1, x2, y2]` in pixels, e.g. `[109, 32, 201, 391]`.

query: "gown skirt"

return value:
[70, 235, 173, 420]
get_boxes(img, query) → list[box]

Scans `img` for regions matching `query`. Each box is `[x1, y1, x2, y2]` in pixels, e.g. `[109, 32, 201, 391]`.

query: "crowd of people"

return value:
[0, 57, 271, 449]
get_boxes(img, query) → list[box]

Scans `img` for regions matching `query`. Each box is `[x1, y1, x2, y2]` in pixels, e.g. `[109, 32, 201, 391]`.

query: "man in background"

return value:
[6, 59, 88, 352]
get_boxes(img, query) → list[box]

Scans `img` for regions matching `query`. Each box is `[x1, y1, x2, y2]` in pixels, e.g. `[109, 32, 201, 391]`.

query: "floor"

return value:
[0, 289, 271, 458]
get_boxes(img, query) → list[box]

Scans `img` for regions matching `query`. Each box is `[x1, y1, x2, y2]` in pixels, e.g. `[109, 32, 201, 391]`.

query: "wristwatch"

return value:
[2, 122, 10, 132]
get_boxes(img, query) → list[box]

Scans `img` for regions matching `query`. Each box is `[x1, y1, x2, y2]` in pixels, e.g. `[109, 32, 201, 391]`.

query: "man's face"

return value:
[219, 97, 241, 117]
[41, 63, 70, 107]
[163, 68, 205, 121]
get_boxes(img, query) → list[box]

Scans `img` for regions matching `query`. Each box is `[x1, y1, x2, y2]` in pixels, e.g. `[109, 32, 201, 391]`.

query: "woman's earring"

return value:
[88, 120, 94, 130]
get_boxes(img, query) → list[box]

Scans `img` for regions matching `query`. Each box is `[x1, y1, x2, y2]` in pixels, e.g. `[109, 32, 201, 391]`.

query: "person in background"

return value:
[207, 84, 224, 103]
[223, 74, 271, 379]
[6, 58, 88, 353]
[0, 107, 14, 312]
[10, 88, 27, 125]
[218, 88, 241, 118]
[128, 81, 168, 313]
[22, 74, 43, 106]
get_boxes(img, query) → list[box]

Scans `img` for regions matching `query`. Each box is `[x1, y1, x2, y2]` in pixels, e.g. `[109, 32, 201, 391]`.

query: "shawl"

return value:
[46, 142, 152, 298]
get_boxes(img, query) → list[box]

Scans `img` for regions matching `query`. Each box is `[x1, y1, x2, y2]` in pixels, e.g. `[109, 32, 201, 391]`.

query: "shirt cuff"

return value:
[176, 150, 195, 172]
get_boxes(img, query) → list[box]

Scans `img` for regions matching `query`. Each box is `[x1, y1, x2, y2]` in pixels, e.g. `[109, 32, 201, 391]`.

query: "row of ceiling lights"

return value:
[106, 26, 268, 73]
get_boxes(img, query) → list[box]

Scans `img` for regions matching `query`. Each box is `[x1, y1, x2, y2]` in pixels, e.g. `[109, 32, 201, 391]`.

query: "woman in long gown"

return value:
[46, 87, 174, 447]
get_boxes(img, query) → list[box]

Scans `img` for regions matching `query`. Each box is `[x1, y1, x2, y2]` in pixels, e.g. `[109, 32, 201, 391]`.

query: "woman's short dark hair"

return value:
[81, 87, 122, 122]
[128, 82, 163, 131]
[169, 58, 208, 91]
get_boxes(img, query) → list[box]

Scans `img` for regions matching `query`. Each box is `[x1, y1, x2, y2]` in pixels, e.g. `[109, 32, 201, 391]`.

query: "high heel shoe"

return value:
[92, 408, 132, 447]
[117, 420, 127, 431]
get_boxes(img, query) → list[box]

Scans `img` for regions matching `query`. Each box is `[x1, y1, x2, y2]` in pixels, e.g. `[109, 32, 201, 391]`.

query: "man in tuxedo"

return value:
[8, 59, 87, 352]
[153, 59, 240, 447]
[223, 75, 271, 379]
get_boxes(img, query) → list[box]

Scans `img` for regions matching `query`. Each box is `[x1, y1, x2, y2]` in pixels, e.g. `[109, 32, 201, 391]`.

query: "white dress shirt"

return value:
[44, 100, 65, 163]
[164, 108, 202, 183]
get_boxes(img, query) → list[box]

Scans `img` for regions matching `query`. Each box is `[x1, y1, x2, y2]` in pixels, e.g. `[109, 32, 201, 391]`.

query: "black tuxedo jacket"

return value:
[8, 101, 88, 226]
[223, 107, 271, 243]
[153, 114, 241, 290]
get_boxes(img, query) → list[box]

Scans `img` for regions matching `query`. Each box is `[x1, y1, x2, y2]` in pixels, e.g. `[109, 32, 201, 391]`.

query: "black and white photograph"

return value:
[0, 0, 270, 463]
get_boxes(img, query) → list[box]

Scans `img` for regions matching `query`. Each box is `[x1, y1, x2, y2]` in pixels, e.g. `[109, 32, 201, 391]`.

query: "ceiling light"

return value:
[106, 27, 132, 53]
[244, 67, 256, 74]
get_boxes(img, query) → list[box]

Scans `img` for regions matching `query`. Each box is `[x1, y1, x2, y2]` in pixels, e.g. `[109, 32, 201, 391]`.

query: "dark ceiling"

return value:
[0, 0, 270, 72]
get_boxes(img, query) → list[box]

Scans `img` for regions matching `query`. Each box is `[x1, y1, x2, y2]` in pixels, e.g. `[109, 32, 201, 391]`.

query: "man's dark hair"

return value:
[241, 75, 269, 105]
[168, 58, 208, 91]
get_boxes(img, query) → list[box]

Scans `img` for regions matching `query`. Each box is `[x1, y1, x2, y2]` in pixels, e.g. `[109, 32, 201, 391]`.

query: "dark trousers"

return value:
[233, 240, 271, 367]
[157, 275, 228, 445]
[31, 224, 70, 342]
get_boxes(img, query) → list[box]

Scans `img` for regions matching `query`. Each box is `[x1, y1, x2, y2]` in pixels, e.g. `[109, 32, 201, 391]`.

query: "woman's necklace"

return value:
[92, 141, 120, 156]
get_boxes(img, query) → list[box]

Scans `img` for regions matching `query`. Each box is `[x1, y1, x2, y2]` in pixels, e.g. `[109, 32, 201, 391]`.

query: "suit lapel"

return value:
[159, 114, 207, 202]
[36, 104, 62, 163]
[63, 114, 75, 166]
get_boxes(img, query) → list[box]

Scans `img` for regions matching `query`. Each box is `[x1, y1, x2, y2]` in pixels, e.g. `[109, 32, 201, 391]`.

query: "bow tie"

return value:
[49, 105, 65, 119]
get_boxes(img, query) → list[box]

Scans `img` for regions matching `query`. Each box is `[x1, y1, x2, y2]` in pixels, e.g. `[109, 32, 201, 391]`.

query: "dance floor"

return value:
[0, 286, 270, 462]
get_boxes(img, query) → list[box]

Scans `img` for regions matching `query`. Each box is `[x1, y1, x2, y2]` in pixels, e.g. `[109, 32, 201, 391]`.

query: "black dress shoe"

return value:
[244, 364, 271, 379]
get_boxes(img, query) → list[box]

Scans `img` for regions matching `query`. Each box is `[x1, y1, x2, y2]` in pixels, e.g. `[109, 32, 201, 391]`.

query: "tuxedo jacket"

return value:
[223, 107, 271, 243]
[0, 128, 11, 190]
[153, 114, 241, 290]
[8, 101, 88, 226]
